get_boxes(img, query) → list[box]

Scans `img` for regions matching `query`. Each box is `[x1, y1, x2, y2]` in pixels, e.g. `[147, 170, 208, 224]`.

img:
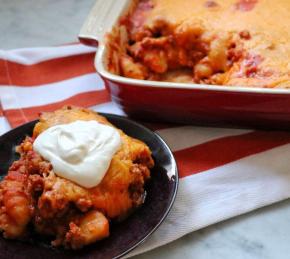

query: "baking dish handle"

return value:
[79, 0, 129, 46]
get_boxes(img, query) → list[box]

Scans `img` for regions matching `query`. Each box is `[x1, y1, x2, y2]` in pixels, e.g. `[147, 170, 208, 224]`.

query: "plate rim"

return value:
[0, 113, 179, 259]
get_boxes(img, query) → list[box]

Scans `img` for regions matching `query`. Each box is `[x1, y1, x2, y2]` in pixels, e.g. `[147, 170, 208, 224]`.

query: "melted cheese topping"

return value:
[123, 0, 290, 87]
[146, 0, 290, 86]
[33, 120, 121, 188]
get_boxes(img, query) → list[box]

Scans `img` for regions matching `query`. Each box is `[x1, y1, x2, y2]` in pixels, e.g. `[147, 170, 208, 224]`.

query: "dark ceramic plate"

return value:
[0, 113, 178, 259]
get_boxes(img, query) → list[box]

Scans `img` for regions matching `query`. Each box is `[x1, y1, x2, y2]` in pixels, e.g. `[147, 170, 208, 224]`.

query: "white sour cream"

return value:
[33, 120, 121, 188]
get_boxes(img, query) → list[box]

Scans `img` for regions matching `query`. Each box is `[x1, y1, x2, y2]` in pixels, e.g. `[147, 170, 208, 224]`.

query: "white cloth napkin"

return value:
[1, 44, 290, 257]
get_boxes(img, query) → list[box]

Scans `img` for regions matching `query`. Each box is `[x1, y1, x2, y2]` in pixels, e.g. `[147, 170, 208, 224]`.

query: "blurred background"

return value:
[0, 0, 95, 49]
[2, 1, 290, 259]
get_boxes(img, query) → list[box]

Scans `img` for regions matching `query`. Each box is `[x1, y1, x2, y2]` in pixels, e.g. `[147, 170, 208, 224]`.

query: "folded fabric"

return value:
[1, 44, 290, 257]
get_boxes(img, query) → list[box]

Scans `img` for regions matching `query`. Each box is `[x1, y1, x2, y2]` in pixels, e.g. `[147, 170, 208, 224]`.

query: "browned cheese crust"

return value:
[107, 0, 290, 88]
[0, 106, 154, 249]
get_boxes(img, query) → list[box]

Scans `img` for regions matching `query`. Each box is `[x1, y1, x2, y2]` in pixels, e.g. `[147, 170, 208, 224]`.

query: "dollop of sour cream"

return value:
[33, 120, 121, 188]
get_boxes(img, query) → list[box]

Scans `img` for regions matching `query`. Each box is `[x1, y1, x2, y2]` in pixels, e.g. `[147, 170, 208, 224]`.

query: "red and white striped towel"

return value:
[1, 44, 290, 257]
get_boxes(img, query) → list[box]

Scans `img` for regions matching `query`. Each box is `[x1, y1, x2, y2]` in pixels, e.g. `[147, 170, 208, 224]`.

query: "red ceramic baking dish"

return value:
[79, 0, 290, 129]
